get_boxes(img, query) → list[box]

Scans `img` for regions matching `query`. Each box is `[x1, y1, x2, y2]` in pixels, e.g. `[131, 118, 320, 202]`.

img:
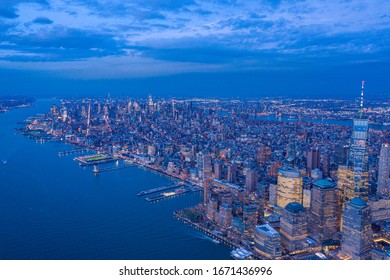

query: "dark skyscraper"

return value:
[321, 153, 330, 178]
[335, 144, 349, 166]
[307, 147, 320, 175]
[202, 154, 212, 180]
[309, 179, 338, 243]
[340, 197, 372, 260]
[227, 164, 237, 183]
[377, 143, 390, 197]
[280, 202, 308, 253]
[214, 161, 223, 180]
[245, 169, 258, 193]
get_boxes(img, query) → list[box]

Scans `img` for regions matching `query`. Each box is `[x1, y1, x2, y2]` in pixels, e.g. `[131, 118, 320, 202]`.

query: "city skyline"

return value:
[1, 0, 390, 262]
[1, 0, 390, 98]
[6, 90, 388, 260]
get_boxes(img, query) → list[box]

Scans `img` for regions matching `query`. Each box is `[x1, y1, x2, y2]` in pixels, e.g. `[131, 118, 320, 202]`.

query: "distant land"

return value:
[0, 96, 35, 112]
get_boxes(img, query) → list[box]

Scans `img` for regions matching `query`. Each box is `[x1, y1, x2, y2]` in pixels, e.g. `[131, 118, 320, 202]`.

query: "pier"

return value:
[137, 182, 181, 196]
[93, 163, 134, 174]
[76, 154, 117, 166]
[144, 184, 202, 202]
[58, 148, 90, 156]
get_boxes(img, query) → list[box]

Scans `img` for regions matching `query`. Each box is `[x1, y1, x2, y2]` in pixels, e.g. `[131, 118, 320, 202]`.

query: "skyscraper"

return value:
[307, 147, 320, 175]
[339, 81, 370, 204]
[202, 154, 212, 180]
[227, 164, 237, 183]
[245, 169, 258, 193]
[335, 144, 349, 166]
[280, 202, 308, 253]
[377, 143, 390, 197]
[321, 153, 330, 178]
[214, 160, 223, 180]
[346, 117, 369, 201]
[340, 197, 372, 260]
[277, 166, 303, 208]
[309, 179, 338, 243]
[197, 152, 203, 180]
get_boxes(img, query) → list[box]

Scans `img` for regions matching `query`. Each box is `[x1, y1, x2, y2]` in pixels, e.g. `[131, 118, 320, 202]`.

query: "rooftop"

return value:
[255, 224, 280, 237]
[350, 197, 368, 207]
[278, 166, 300, 178]
[314, 179, 335, 189]
[285, 202, 306, 213]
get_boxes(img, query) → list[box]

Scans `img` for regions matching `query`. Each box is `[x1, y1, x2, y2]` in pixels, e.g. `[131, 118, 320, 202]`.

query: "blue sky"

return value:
[0, 0, 389, 98]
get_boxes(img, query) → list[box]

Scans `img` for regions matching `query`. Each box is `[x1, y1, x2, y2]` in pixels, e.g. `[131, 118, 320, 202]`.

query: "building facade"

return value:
[254, 224, 282, 259]
[340, 197, 372, 260]
[280, 202, 308, 253]
[309, 179, 338, 243]
[377, 143, 390, 198]
[276, 166, 303, 208]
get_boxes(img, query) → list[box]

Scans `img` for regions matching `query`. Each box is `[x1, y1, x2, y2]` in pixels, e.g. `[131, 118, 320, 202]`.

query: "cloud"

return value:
[32, 16, 53, 24]
[0, 0, 389, 79]
[0, 54, 225, 79]
[0, 7, 19, 19]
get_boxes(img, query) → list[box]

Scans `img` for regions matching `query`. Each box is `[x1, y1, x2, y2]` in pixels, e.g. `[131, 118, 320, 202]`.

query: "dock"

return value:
[137, 182, 181, 196]
[58, 148, 89, 156]
[145, 184, 202, 202]
[93, 163, 134, 174]
[76, 154, 117, 166]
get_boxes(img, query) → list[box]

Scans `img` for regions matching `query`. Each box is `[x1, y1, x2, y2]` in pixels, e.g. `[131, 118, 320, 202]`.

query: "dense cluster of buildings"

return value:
[24, 92, 390, 260]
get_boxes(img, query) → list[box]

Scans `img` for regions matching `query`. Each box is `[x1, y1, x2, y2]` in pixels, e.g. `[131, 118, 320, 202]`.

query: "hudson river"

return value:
[0, 100, 231, 259]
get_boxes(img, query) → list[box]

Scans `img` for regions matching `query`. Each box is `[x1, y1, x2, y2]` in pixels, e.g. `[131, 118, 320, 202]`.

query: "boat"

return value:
[383, 122, 390, 126]
[212, 239, 220, 244]
[230, 247, 253, 260]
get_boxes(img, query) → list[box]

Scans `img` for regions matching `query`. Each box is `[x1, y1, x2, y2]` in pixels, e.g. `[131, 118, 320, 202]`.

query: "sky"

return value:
[0, 0, 389, 99]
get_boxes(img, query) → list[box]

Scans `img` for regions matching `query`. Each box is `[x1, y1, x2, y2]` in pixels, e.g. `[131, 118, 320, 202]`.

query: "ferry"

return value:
[212, 239, 221, 244]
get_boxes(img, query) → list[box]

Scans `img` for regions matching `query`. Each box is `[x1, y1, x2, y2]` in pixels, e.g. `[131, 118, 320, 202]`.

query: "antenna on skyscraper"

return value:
[360, 80, 365, 118]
